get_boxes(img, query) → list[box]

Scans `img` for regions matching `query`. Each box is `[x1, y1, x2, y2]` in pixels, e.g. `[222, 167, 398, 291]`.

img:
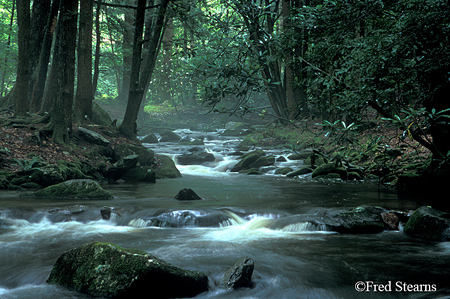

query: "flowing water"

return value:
[1, 129, 449, 299]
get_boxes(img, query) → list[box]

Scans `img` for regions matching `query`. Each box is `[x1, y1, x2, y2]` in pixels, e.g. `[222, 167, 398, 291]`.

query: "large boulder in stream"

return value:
[322, 206, 386, 234]
[47, 242, 209, 298]
[152, 154, 182, 179]
[177, 151, 215, 165]
[231, 150, 265, 172]
[33, 179, 113, 200]
[220, 257, 254, 289]
[159, 130, 182, 142]
[403, 206, 450, 241]
[113, 143, 155, 166]
[103, 155, 139, 181]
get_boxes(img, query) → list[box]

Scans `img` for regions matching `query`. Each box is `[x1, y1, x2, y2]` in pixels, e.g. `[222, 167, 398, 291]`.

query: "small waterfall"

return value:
[281, 222, 328, 232]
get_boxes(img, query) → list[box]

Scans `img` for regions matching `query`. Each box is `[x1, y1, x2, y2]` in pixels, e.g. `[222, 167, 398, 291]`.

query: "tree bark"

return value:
[30, 0, 60, 113]
[119, 0, 170, 140]
[115, 6, 134, 104]
[92, 1, 101, 96]
[74, 0, 94, 123]
[44, 0, 78, 144]
[15, 0, 31, 117]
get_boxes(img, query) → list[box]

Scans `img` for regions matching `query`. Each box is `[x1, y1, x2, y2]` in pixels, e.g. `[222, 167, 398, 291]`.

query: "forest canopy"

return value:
[0, 0, 449, 166]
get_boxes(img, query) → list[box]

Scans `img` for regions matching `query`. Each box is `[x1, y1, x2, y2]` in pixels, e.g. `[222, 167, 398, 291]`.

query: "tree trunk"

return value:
[14, 0, 31, 117]
[119, 0, 170, 140]
[29, 0, 51, 102]
[45, 0, 78, 144]
[158, 16, 173, 104]
[0, 0, 15, 99]
[115, 5, 134, 104]
[92, 1, 101, 96]
[30, 0, 60, 113]
[74, 0, 94, 123]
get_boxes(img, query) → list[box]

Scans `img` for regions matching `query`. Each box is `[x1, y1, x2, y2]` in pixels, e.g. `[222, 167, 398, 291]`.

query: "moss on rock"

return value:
[33, 179, 113, 200]
[47, 242, 209, 298]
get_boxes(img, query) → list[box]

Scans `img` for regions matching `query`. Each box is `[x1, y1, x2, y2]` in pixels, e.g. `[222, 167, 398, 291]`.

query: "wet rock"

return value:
[381, 212, 399, 230]
[236, 135, 257, 151]
[323, 206, 386, 234]
[47, 242, 209, 298]
[248, 156, 275, 169]
[141, 133, 159, 144]
[175, 188, 202, 201]
[100, 207, 122, 220]
[274, 167, 293, 175]
[78, 127, 110, 146]
[403, 206, 450, 241]
[160, 130, 182, 142]
[33, 179, 113, 200]
[177, 151, 215, 165]
[104, 155, 139, 181]
[113, 143, 155, 167]
[286, 167, 313, 177]
[312, 163, 336, 178]
[120, 166, 156, 183]
[231, 150, 265, 172]
[220, 257, 254, 289]
[152, 155, 182, 179]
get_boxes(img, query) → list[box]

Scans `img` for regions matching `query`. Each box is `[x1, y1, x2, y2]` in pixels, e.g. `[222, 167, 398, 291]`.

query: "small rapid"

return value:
[1, 129, 449, 298]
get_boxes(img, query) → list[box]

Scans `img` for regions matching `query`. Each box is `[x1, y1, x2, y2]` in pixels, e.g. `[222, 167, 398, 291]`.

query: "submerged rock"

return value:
[47, 242, 209, 298]
[220, 257, 254, 289]
[175, 188, 202, 201]
[33, 179, 113, 200]
[403, 206, 450, 241]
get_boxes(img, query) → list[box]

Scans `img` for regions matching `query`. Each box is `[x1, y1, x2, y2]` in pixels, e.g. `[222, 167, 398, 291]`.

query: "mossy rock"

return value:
[347, 171, 362, 180]
[152, 155, 182, 179]
[274, 167, 293, 175]
[248, 155, 275, 169]
[113, 143, 155, 166]
[311, 163, 336, 178]
[47, 242, 209, 298]
[121, 166, 156, 183]
[403, 206, 450, 241]
[236, 135, 258, 151]
[231, 150, 265, 172]
[141, 133, 159, 144]
[33, 179, 113, 200]
[92, 102, 113, 126]
[286, 167, 313, 177]
[160, 130, 182, 142]
[304, 156, 326, 167]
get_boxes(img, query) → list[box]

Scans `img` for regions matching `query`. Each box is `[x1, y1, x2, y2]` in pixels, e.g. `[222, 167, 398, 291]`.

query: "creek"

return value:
[0, 129, 449, 298]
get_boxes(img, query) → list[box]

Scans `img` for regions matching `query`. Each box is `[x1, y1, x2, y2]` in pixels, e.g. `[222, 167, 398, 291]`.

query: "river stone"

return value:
[47, 242, 209, 298]
[177, 151, 215, 165]
[104, 155, 139, 181]
[286, 167, 313, 177]
[403, 206, 450, 241]
[323, 206, 386, 234]
[78, 127, 110, 146]
[152, 154, 182, 179]
[120, 166, 156, 183]
[160, 130, 182, 142]
[231, 150, 265, 172]
[113, 143, 155, 166]
[33, 179, 113, 200]
[248, 155, 275, 169]
[175, 188, 202, 200]
[220, 257, 254, 289]
[141, 133, 159, 144]
[311, 163, 336, 178]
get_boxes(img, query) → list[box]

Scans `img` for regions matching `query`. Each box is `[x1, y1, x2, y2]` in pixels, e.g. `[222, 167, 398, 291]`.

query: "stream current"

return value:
[1, 129, 449, 298]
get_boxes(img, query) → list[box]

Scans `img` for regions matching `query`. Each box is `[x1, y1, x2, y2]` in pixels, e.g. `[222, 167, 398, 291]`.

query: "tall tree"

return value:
[29, 0, 60, 113]
[42, 0, 78, 144]
[14, 0, 31, 117]
[119, 0, 170, 140]
[74, 0, 94, 123]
